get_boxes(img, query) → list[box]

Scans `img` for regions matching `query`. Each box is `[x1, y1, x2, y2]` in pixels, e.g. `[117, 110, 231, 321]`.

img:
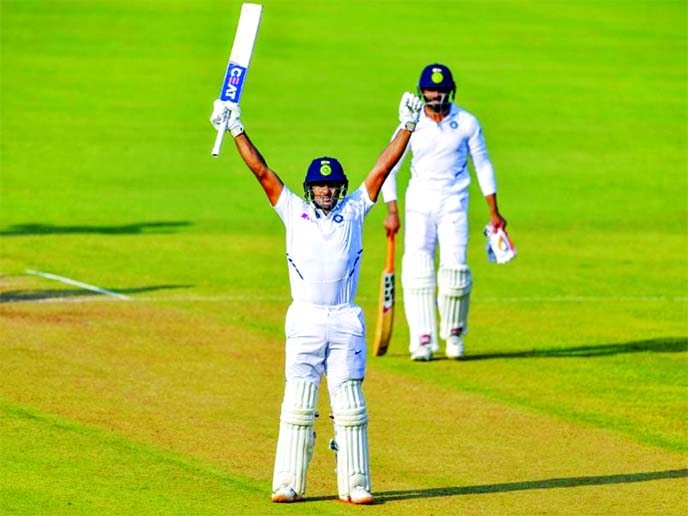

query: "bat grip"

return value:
[211, 119, 228, 157]
[385, 232, 395, 271]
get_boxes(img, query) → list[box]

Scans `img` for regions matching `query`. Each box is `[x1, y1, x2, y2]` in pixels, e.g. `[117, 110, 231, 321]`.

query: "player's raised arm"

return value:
[364, 93, 423, 202]
[210, 100, 284, 206]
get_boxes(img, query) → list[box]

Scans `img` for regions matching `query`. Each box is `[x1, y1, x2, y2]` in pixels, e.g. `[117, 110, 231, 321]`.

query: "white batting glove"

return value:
[398, 92, 423, 131]
[484, 224, 517, 264]
[210, 99, 244, 137]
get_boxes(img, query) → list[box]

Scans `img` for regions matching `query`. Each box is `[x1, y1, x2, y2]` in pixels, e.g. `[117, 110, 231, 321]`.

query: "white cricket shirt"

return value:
[274, 184, 374, 306]
[381, 103, 496, 202]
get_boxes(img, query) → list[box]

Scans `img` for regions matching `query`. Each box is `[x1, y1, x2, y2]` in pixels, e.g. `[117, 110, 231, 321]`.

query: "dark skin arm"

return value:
[364, 129, 413, 203]
[232, 132, 284, 206]
[486, 193, 507, 230]
[383, 200, 400, 236]
[232, 128, 411, 207]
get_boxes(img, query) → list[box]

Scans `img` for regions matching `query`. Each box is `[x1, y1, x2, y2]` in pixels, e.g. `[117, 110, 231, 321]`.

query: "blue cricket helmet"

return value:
[418, 63, 456, 93]
[303, 156, 349, 202]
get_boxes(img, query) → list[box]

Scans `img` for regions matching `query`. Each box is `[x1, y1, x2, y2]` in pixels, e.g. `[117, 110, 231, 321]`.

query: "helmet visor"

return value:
[308, 181, 347, 211]
[420, 88, 453, 113]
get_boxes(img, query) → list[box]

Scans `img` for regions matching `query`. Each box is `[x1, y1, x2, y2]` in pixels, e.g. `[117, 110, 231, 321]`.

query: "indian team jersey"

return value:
[274, 184, 375, 306]
[381, 103, 496, 202]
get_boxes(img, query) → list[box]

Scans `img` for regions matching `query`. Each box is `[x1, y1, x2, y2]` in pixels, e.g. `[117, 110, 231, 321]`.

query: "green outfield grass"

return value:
[1, 1, 686, 515]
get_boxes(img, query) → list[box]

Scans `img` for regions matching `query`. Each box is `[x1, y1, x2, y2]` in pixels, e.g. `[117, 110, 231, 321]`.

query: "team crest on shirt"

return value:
[333, 214, 344, 223]
[450, 120, 458, 129]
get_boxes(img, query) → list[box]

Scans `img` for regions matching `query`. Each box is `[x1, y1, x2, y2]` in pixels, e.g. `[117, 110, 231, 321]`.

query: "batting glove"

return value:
[484, 224, 517, 264]
[210, 99, 245, 137]
[398, 92, 423, 131]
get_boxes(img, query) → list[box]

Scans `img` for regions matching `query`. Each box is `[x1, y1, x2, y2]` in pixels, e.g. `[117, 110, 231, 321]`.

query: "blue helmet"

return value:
[418, 63, 456, 113]
[303, 156, 349, 205]
[418, 63, 456, 92]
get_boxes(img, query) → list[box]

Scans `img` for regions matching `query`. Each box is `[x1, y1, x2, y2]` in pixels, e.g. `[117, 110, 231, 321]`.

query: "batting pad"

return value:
[402, 252, 438, 353]
[330, 380, 371, 498]
[438, 265, 472, 339]
[272, 379, 319, 496]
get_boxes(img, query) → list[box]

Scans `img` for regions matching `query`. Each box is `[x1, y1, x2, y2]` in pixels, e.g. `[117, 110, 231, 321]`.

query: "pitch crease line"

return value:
[25, 269, 130, 300]
[5, 291, 686, 305]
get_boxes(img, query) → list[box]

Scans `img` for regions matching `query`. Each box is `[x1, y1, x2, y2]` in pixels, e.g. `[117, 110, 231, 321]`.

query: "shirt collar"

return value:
[422, 103, 457, 124]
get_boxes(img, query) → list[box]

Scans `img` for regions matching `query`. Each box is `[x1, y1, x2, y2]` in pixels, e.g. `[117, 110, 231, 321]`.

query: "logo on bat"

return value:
[221, 63, 248, 101]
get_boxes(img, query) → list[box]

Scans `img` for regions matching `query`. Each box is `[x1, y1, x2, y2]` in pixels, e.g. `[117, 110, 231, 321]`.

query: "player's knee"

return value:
[280, 379, 318, 425]
[330, 380, 367, 425]
[438, 265, 472, 296]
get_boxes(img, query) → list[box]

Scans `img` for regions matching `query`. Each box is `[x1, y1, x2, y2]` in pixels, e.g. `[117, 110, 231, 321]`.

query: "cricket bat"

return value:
[372, 233, 396, 356]
[211, 3, 263, 157]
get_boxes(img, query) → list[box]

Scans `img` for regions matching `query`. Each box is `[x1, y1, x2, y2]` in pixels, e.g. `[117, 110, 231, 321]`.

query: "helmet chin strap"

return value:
[428, 102, 450, 114]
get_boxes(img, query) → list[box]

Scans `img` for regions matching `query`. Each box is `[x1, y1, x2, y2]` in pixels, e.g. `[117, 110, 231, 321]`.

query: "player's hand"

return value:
[384, 211, 400, 236]
[398, 92, 423, 131]
[210, 99, 230, 130]
[489, 212, 507, 231]
[210, 100, 244, 136]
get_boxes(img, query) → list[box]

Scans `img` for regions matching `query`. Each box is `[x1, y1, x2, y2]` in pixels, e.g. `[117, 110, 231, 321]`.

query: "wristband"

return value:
[230, 123, 245, 138]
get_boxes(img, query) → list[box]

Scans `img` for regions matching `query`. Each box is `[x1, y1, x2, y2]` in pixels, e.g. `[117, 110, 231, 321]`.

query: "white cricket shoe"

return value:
[411, 335, 434, 361]
[445, 335, 464, 359]
[411, 345, 433, 361]
[340, 486, 375, 505]
[271, 486, 303, 503]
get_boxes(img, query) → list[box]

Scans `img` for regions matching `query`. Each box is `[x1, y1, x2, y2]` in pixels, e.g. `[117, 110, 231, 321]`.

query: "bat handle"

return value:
[211, 119, 228, 157]
[385, 232, 395, 271]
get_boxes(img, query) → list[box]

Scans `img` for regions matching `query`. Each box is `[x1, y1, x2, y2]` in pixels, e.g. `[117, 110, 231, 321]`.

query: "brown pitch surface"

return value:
[1, 288, 685, 515]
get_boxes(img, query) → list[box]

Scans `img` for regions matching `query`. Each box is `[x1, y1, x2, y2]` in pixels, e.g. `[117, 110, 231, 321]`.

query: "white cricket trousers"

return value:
[284, 302, 367, 393]
[404, 185, 469, 267]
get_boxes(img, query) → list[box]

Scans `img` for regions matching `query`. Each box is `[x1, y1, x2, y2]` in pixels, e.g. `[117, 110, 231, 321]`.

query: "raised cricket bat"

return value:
[211, 3, 263, 157]
[372, 233, 396, 356]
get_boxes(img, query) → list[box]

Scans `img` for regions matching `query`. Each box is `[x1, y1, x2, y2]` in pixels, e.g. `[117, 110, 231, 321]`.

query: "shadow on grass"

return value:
[0, 285, 191, 303]
[0, 221, 191, 236]
[307, 468, 688, 503]
[459, 337, 688, 361]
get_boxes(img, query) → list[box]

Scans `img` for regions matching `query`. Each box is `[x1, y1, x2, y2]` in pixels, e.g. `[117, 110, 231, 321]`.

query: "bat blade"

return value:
[372, 233, 395, 357]
[212, 3, 263, 156]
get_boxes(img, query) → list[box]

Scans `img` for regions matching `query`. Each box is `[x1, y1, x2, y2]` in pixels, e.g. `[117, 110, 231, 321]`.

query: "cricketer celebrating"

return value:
[210, 92, 423, 504]
[381, 64, 508, 361]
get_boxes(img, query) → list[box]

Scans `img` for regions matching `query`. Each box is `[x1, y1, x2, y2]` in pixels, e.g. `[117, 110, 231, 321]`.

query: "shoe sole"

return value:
[411, 350, 433, 361]
[445, 345, 464, 359]
[339, 496, 376, 505]
[271, 494, 303, 503]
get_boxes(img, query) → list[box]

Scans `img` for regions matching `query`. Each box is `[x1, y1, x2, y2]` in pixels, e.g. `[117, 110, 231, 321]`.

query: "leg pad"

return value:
[330, 380, 371, 500]
[272, 380, 318, 497]
[438, 265, 472, 339]
[402, 252, 438, 353]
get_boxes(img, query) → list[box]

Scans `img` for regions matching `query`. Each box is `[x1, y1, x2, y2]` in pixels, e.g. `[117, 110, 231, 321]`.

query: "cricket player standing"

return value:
[381, 64, 508, 361]
[210, 92, 423, 504]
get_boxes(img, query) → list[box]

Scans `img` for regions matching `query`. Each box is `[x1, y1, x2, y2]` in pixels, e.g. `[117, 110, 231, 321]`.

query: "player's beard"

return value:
[425, 92, 451, 114]
[314, 191, 339, 213]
